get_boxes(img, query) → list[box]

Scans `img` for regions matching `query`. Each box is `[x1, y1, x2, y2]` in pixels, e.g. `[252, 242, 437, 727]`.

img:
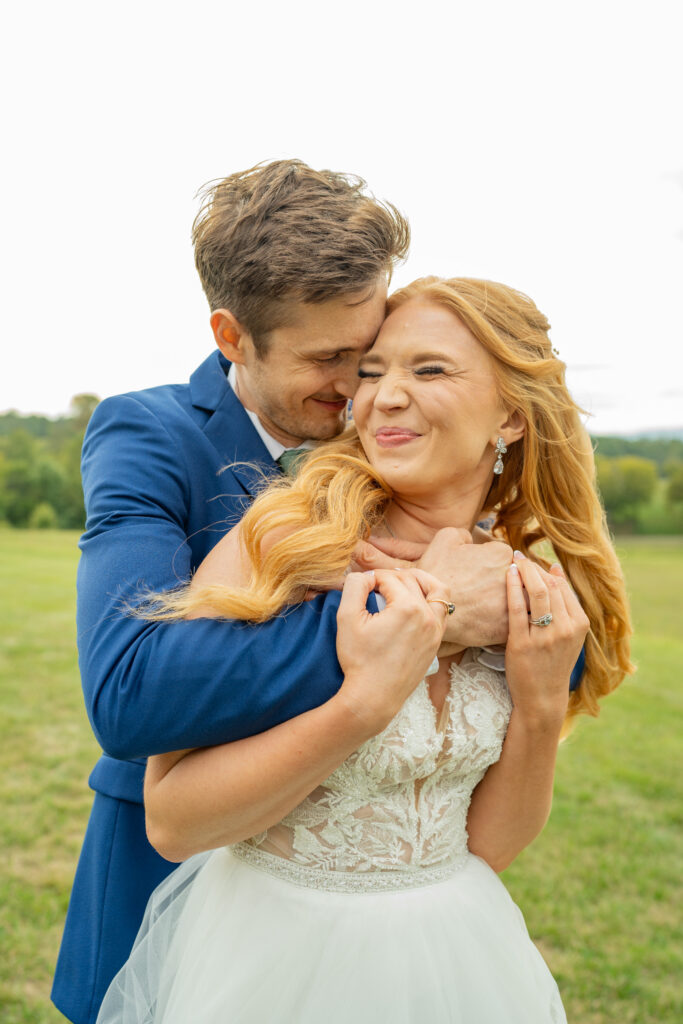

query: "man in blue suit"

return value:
[52, 160, 539, 1023]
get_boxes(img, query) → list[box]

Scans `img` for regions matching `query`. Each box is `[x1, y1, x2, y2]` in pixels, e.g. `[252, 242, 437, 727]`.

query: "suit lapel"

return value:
[190, 351, 280, 496]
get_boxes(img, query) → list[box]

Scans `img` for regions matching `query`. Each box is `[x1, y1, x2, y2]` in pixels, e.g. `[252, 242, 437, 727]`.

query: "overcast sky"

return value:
[3, 0, 681, 435]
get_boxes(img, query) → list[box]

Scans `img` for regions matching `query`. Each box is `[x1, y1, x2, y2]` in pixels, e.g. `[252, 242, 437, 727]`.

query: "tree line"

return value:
[1, 396, 683, 533]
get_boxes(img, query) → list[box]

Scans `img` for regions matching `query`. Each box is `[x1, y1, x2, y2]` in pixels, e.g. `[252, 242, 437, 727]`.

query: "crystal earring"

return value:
[493, 436, 507, 475]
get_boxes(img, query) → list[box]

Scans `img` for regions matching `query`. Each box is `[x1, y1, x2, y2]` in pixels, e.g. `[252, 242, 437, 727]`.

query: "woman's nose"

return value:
[373, 374, 409, 410]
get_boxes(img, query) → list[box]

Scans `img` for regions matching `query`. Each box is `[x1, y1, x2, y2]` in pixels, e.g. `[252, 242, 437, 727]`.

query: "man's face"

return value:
[234, 278, 388, 447]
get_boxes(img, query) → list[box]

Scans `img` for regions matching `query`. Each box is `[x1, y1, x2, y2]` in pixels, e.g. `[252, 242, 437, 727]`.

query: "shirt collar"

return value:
[226, 362, 315, 461]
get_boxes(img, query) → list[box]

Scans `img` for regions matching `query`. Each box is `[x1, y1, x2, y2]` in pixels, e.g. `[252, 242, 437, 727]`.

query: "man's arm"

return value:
[78, 394, 346, 761]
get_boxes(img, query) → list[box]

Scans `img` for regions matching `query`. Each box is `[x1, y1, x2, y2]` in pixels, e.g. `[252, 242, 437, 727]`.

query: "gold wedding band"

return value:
[428, 599, 456, 615]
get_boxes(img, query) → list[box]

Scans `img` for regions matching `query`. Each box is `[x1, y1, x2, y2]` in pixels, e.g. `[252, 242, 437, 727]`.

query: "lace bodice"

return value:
[233, 649, 512, 891]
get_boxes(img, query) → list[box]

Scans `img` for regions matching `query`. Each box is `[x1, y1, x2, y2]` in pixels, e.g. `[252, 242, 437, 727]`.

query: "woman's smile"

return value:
[374, 427, 422, 448]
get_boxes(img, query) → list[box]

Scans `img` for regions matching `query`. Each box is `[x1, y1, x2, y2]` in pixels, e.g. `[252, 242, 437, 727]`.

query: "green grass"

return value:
[503, 536, 683, 1022]
[1, 531, 681, 1022]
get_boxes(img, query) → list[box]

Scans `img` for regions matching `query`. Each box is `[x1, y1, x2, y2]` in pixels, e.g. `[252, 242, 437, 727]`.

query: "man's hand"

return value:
[353, 528, 513, 648]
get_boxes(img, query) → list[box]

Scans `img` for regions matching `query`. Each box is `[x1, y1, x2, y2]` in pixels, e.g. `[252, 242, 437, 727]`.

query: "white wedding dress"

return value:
[97, 649, 566, 1023]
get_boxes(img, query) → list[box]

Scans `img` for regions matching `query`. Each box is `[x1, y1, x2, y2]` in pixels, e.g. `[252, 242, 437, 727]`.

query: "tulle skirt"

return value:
[97, 848, 566, 1023]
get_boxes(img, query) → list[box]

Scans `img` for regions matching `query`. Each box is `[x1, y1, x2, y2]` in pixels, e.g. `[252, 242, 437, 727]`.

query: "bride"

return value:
[97, 276, 631, 1022]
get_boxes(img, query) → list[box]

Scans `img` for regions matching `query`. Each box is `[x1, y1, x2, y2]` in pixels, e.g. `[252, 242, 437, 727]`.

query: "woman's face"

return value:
[353, 299, 517, 503]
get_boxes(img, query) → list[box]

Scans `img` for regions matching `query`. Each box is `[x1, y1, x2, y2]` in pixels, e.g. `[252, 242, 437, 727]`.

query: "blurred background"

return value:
[1, 2, 681, 1021]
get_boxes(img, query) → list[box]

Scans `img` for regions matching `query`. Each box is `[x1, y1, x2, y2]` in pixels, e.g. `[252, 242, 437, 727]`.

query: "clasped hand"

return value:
[335, 568, 450, 736]
[353, 527, 512, 648]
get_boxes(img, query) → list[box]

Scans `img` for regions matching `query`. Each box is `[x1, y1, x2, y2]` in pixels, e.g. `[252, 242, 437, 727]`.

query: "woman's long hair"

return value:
[147, 277, 632, 728]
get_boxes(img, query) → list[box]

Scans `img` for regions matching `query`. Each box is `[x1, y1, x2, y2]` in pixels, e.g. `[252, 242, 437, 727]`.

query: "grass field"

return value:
[1, 531, 681, 1022]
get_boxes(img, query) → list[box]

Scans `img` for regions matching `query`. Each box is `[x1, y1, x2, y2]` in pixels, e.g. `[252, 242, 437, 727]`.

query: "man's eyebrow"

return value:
[307, 345, 358, 357]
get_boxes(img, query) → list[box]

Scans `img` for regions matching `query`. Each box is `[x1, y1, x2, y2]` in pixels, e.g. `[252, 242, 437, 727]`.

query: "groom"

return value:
[52, 160, 519, 1024]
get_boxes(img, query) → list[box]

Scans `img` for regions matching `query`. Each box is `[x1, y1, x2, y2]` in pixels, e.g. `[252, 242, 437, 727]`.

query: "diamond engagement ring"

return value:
[530, 613, 553, 627]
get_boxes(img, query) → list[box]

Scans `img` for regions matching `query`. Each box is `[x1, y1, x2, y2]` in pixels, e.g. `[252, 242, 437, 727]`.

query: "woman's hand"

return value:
[505, 555, 590, 730]
[335, 569, 449, 735]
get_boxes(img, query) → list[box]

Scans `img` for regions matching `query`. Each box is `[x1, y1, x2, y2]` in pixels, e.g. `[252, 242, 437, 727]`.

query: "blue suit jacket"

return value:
[52, 351, 353, 1024]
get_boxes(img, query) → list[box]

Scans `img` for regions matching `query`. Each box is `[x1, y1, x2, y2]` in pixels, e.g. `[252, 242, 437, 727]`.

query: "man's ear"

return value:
[210, 309, 249, 365]
[496, 409, 526, 447]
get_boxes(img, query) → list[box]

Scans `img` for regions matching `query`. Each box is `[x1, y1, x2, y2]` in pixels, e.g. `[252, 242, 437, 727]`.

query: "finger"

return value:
[373, 567, 430, 603]
[336, 571, 376, 622]
[352, 540, 415, 571]
[398, 567, 454, 624]
[545, 572, 571, 627]
[372, 569, 448, 629]
[402, 567, 449, 601]
[365, 535, 428, 561]
[514, 552, 551, 623]
[506, 562, 530, 634]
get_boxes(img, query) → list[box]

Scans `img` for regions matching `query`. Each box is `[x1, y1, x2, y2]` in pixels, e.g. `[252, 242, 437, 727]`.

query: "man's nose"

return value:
[334, 366, 362, 400]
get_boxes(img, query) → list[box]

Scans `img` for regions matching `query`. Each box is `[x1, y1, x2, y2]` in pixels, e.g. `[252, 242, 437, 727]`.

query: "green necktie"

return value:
[277, 447, 309, 476]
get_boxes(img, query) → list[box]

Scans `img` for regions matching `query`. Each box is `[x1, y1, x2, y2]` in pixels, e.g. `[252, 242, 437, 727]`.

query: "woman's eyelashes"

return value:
[357, 365, 447, 380]
[414, 365, 446, 376]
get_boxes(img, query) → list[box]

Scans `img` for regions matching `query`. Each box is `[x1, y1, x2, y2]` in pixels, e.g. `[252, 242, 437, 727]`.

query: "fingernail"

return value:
[508, 563, 519, 575]
[550, 562, 564, 572]
[513, 550, 526, 560]
[394, 566, 402, 571]
[364, 570, 375, 577]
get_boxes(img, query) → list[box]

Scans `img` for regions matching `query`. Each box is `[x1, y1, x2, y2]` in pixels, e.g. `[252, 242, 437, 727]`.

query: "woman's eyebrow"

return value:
[360, 350, 453, 365]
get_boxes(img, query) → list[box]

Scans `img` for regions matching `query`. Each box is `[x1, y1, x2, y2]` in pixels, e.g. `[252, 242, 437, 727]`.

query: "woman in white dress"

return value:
[98, 277, 631, 1023]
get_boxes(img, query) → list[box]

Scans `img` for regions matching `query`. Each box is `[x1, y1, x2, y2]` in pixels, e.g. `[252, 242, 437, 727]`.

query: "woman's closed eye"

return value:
[414, 365, 446, 377]
[358, 365, 448, 379]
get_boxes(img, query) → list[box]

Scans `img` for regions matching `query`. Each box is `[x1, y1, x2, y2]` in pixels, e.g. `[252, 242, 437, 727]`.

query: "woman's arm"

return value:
[145, 569, 447, 862]
[466, 555, 589, 872]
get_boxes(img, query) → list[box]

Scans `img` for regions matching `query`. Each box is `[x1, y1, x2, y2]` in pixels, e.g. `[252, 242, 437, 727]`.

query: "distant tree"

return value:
[29, 502, 59, 529]
[593, 435, 683, 472]
[667, 466, 683, 505]
[0, 394, 99, 528]
[596, 455, 657, 528]
[69, 393, 100, 431]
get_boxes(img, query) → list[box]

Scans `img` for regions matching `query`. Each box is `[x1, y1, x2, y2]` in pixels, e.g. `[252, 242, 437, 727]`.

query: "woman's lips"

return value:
[374, 427, 421, 448]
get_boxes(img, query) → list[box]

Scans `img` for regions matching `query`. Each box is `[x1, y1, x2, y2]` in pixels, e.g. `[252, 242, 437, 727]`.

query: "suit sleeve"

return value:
[78, 395, 345, 761]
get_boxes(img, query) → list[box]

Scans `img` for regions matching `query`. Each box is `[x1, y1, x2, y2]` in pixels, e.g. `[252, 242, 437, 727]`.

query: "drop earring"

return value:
[493, 437, 507, 475]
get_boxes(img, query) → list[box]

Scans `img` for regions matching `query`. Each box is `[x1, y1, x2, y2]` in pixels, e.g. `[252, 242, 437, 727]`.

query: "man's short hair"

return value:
[192, 159, 410, 353]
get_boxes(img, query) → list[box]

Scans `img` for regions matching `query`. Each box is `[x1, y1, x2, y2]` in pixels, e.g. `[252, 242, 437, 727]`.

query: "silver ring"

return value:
[530, 613, 553, 627]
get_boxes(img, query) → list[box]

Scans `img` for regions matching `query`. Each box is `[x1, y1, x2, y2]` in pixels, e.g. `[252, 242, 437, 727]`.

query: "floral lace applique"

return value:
[233, 650, 512, 891]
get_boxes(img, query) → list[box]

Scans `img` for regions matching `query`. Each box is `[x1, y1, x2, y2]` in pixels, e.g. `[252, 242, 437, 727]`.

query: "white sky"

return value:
[2, 0, 681, 435]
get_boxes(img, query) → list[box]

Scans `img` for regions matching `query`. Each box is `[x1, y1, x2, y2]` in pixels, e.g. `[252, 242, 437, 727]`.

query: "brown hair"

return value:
[192, 159, 410, 353]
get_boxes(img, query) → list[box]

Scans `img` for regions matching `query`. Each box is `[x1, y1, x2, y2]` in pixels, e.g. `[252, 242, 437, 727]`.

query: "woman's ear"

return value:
[210, 309, 248, 364]
[497, 409, 526, 446]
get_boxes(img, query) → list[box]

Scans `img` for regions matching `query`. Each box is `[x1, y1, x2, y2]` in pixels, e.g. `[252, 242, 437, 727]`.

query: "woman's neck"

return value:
[383, 484, 488, 545]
